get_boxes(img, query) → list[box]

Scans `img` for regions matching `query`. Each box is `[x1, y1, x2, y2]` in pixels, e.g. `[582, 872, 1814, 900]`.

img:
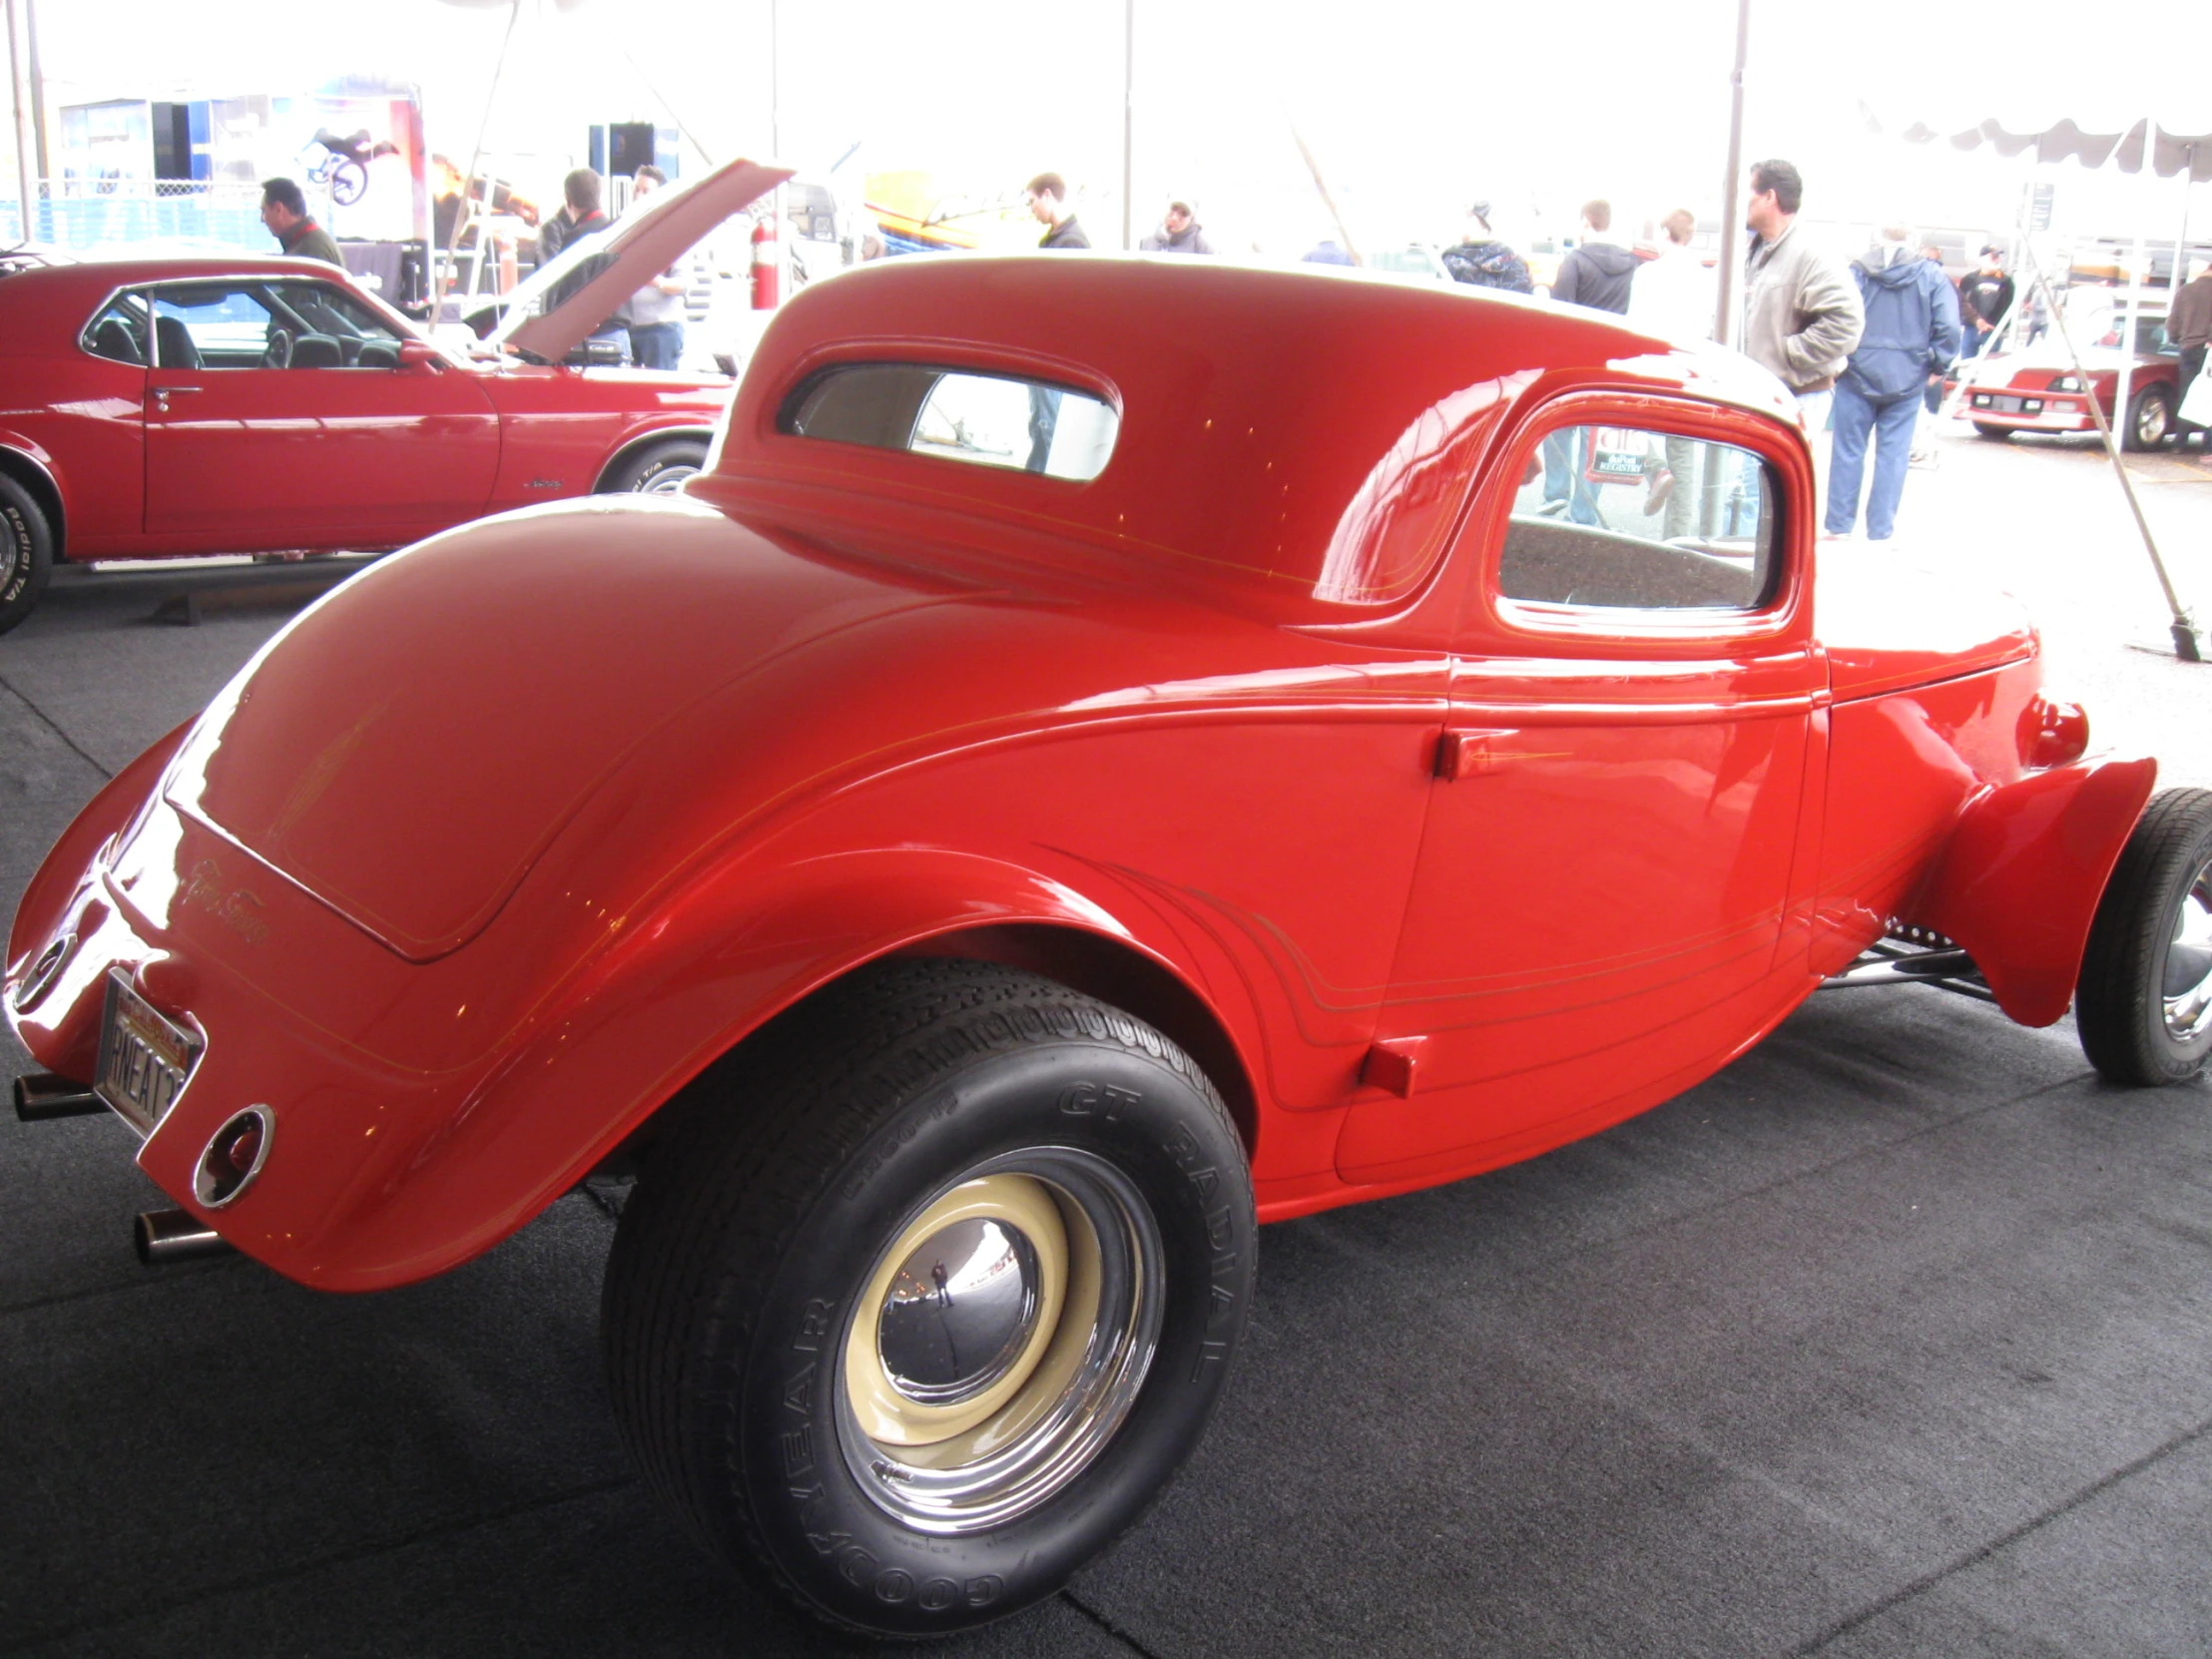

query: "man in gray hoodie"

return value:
[1827, 227, 1960, 541]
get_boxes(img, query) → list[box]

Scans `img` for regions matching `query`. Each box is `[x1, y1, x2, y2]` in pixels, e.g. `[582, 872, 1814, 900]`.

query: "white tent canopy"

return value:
[1865, 109, 2212, 183]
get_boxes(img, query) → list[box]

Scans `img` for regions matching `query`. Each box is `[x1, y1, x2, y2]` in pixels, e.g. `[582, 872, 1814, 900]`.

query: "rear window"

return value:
[782, 363, 1119, 481]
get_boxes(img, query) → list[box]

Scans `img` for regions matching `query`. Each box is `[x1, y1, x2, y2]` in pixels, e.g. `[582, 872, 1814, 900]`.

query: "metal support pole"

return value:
[446, 0, 521, 311]
[1712, 0, 1752, 346]
[2024, 230, 2201, 661]
[23, 0, 45, 184]
[1121, 0, 1134, 251]
[4, 0, 36, 245]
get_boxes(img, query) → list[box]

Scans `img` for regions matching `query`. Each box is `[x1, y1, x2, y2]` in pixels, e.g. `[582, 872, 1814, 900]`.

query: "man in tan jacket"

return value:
[1741, 158, 1864, 434]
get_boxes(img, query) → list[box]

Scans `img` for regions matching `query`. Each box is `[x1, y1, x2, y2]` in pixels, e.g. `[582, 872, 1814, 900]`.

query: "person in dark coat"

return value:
[1540, 199, 1637, 522]
[1025, 173, 1091, 250]
[1548, 199, 1638, 313]
[1440, 201, 1533, 293]
[260, 178, 342, 267]
[1140, 200, 1214, 254]
[1826, 228, 1961, 540]
[1957, 246, 2014, 357]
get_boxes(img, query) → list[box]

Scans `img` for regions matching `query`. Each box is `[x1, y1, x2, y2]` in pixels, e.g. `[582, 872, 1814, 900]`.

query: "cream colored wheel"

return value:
[834, 1147, 1164, 1534]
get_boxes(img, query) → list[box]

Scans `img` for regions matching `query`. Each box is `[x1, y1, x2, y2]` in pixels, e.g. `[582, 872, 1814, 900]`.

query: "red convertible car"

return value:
[0, 158, 790, 635]
[10, 254, 2210, 1639]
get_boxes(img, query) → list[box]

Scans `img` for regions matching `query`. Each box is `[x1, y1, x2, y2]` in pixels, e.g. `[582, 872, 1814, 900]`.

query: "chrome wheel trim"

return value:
[2137, 393, 2170, 447]
[836, 1147, 1164, 1535]
[2162, 852, 2212, 1045]
[636, 463, 698, 495]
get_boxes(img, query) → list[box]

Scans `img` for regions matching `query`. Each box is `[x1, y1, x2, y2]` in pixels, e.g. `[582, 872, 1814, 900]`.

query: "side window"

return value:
[81, 293, 151, 365]
[783, 364, 1119, 481]
[1497, 423, 1779, 613]
[150, 283, 281, 370]
[272, 282, 403, 366]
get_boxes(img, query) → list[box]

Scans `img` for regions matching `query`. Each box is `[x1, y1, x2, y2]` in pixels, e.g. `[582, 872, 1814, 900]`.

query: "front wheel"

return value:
[0, 472, 55, 637]
[2123, 383, 2173, 452]
[601, 960, 1256, 1638]
[2076, 789, 2212, 1084]
[601, 436, 709, 495]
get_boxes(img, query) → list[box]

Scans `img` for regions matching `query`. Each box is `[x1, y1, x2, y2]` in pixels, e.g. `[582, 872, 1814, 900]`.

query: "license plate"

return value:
[1989, 394, 2025, 412]
[94, 969, 201, 1135]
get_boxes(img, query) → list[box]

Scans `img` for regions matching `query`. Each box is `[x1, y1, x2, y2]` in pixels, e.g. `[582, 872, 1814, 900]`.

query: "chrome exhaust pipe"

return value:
[135, 1209, 234, 1266]
[14, 1072, 106, 1122]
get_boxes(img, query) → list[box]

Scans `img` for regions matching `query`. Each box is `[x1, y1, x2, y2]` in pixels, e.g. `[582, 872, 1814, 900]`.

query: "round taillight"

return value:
[11, 931, 74, 1013]
[2019, 696, 2089, 771]
[194, 1106, 275, 1208]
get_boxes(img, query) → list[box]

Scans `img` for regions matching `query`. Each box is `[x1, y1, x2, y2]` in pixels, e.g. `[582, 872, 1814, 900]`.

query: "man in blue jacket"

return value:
[1827, 226, 1960, 540]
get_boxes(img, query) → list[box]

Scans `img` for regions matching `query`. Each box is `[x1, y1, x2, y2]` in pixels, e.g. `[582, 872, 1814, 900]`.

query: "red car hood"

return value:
[165, 498, 947, 960]
[485, 156, 792, 362]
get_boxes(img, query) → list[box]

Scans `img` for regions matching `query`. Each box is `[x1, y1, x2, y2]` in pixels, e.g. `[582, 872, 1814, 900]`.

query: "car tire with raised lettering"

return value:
[601, 436, 709, 495]
[2077, 788, 2212, 1085]
[0, 472, 53, 638]
[600, 958, 1255, 1638]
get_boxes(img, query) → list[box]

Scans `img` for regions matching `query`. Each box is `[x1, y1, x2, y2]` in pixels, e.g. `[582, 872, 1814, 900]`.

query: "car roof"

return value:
[710, 255, 1798, 622]
[0, 256, 404, 345]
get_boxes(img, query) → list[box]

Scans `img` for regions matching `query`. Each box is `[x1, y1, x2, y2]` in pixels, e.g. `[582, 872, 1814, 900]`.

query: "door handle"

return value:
[1433, 728, 1572, 781]
[150, 385, 204, 412]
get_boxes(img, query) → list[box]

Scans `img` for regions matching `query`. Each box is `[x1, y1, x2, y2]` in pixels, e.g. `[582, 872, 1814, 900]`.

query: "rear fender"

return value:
[1913, 754, 2158, 1026]
[305, 847, 1260, 1288]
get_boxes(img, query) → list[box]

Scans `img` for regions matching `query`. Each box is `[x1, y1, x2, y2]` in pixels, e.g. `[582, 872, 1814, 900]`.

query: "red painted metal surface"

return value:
[3, 257, 2158, 1290]
[0, 257, 730, 563]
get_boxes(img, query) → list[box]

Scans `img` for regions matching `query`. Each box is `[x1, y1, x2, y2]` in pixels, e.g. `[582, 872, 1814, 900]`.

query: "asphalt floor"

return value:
[1, 423, 2209, 1657]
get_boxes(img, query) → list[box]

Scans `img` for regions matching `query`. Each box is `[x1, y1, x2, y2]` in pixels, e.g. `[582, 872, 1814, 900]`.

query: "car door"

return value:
[143, 277, 499, 550]
[1337, 399, 1824, 1187]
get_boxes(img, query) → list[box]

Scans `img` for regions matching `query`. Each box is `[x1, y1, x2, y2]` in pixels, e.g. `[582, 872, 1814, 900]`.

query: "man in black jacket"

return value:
[1025, 174, 1091, 250]
[544, 169, 630, 365]
[1957, 247, 2014, 358]
[1550, 199, 1638, 313]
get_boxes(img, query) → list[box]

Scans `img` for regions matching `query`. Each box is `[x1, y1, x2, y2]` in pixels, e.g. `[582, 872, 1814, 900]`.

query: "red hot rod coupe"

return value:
[0, 158, 790, 635]
[9, 251, 2211, 1639]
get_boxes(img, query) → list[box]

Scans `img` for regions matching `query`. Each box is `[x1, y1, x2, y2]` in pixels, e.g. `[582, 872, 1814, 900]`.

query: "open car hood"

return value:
[482, 157, 792, 362]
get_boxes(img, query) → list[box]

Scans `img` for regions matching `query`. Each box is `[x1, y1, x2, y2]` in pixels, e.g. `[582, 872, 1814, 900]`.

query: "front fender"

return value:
[284, 847, 1239, 1289]
[1914, 754, 2158, 1026]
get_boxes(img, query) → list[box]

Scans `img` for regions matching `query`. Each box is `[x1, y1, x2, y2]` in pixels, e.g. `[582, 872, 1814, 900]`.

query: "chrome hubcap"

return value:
[2163, 853, 2212, 1044]
[878, 1217, 1044, 1406]
[838, 1151, 1163, 1535]
[640, 464, 697, 495]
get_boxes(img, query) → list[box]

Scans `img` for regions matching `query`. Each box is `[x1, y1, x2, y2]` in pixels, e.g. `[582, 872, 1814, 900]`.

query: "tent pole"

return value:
[446, 0, 523, 316]
[2023, 227, 2201, 662]
[1713, 0, 1752, 347]
[4, 0, 34, 246]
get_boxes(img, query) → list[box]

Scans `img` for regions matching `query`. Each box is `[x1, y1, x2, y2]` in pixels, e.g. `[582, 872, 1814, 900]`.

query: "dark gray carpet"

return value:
[3, 559, 2209, 1657]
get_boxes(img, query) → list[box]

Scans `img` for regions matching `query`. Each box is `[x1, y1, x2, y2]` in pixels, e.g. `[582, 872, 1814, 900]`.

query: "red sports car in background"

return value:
[0, 158, 790, 635]
[1959, 300, 2186, 450]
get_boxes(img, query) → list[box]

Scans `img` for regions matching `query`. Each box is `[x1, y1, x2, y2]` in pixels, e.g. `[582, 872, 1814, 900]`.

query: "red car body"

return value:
[0, 255, 727, 561]
[0, 159, 796, 631]
[6, 255, 2160, 1290]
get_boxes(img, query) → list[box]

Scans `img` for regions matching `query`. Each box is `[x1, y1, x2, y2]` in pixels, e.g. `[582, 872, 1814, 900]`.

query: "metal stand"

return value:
[2017, 225, 2204, 663]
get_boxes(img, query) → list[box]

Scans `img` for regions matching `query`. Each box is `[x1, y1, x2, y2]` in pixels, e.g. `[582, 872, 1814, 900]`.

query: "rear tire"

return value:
[0, 472, 54, 637]
[1971, 422, 2014, 441]
[2076, 789, 2212, 1085]
[2123, 383, 2173, 452]
[602, 436, 709, 495]
[601, 959, 1255, 1638]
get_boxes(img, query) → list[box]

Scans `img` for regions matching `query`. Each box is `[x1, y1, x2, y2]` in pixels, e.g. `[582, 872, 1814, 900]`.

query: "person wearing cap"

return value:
[1440, 202, 1533, 293]
[1140, 200, 1215, 255]
[1957, 246, 2014, 358]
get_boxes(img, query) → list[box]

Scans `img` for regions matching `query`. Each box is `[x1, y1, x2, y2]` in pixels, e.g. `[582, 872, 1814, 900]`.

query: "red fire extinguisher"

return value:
[750, 213, 780, 310]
